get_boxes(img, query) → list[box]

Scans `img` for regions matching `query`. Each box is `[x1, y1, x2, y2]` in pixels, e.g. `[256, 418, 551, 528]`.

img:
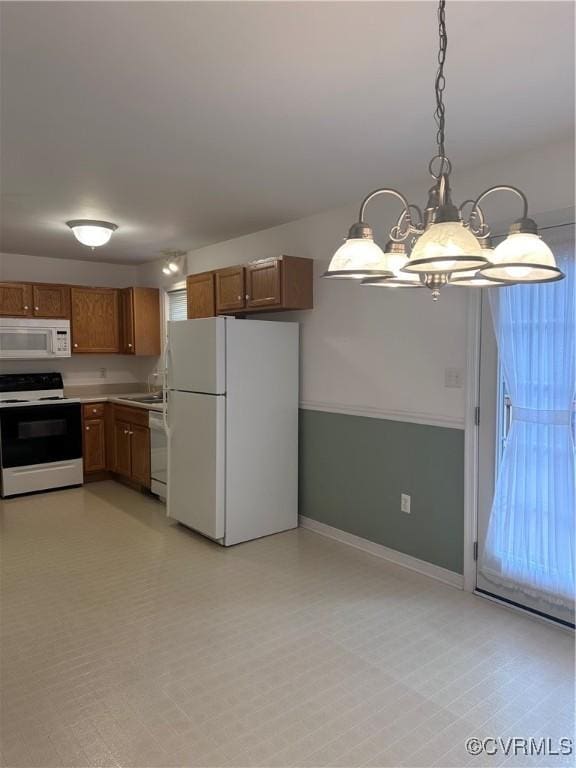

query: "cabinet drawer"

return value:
[112, 404, 150, 427]
[83, 402, 105, 419]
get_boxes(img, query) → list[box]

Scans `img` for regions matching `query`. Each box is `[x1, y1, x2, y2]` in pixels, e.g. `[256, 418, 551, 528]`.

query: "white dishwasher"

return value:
[149, 410, 167, 501]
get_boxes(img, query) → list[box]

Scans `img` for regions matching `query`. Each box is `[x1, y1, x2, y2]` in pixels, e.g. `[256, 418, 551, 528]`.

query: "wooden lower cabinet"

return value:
[111, 405, 151, 488]
[113, 420, 133, 478]
[83, 419, 106, 472]
[130, 425, 151, 486]
[81, 402, 151, 489]
[82, 403, 107, 479]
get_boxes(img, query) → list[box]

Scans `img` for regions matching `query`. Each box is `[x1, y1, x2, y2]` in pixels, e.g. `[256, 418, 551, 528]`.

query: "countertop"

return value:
[70, 392, 165, 412]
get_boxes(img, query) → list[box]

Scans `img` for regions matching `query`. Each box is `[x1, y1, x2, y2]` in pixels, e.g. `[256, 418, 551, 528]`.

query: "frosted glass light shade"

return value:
[323, 238, 392, 279]
[480, 233, 563, 283]
[403, 221, 486, 274]
[67, 220, 117, 248]
[362, 251, 423, 288]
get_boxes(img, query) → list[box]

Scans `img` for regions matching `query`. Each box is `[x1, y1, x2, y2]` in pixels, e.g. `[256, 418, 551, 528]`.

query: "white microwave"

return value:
[0, 318, 72, 359]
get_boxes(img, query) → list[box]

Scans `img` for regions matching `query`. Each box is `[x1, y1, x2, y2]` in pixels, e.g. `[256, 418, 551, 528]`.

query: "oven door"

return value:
[0, 403, 82, 468]
[0, 327, 56, 359]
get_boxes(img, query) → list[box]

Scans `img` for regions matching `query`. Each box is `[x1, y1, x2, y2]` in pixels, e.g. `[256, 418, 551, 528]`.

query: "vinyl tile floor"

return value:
[1, 481, 573, 768]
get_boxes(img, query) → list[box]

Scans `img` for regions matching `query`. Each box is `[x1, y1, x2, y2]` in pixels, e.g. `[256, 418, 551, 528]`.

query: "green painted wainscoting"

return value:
[299, 409, 465, 574]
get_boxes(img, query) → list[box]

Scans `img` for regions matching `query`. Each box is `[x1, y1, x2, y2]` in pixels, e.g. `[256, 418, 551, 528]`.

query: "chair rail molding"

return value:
[299, 400, 464, 430]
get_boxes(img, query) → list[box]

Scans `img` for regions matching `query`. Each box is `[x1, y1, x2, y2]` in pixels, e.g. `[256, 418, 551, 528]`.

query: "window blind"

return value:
[167, 289, 187, 321]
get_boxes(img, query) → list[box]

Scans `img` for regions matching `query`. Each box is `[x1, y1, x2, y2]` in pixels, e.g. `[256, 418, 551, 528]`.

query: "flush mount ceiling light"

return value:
[323, 0, 564, 300]
[67, 220, 118, 248]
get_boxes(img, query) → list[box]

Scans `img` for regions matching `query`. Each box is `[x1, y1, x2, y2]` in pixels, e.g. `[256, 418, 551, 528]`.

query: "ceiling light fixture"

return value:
[67, 220, 118, 248]
[323, 0, 564, 300]
[161, 250, 186, 277]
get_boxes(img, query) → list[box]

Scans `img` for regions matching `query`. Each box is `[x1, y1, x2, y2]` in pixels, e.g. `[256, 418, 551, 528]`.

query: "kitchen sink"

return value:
[122, 393, 165, 404]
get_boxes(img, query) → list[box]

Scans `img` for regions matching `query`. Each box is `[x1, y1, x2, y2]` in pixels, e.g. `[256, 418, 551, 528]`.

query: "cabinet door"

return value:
[132, 288, 161, 355]
[71, 287, 120, 353]
[187, 273, 215, 318]
[113, 420, 132, 477]
[32, 285, 70, 318]
[246, 260, 282, 308]
[83, 418, 106, 473]
[215, 267, 245, 313]
[130, 425, 150, 487]
[120, 288, 135, 354]
[0, 283, 32, 317]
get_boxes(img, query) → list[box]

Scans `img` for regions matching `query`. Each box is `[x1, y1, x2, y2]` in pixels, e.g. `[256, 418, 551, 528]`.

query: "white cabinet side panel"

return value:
[225, 320, 299, 545]
[167, 390, 225, 540]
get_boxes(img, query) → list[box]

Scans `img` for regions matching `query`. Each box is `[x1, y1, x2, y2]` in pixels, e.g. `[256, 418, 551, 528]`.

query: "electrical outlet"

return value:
[444, 367, 463, 388]
[99, 367, 107, 379]
[401, 493, 411, 514]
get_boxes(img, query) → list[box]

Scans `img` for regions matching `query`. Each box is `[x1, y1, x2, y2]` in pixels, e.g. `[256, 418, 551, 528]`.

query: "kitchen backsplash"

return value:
[0, 355, 160, 387]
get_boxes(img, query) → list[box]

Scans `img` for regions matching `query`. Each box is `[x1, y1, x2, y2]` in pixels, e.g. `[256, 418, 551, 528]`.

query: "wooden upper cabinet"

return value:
[120, 287, 161, 355]
[246, 259, 282, 308]
[0, 283, 33, 316]
[71, 287, 120, 353]
[187, 272, 215, 318]
[32, 284, 70, 318]
[247, 256, 313, 312]
[215, 267, 246, 314]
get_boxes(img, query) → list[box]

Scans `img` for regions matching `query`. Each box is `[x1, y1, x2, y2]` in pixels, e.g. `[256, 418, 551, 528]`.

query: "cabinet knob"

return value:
[92, 408, 97, 413]
[128, 343, 133, 348]
[124, 429, 129, 435]
[73, 343, 78, 348]
[85, 426, 90, 431]
[35, 306, 39, 311]
[129, 431, 134, 436]
[237, 295, 242, 301]
[23, 305, 29, 310]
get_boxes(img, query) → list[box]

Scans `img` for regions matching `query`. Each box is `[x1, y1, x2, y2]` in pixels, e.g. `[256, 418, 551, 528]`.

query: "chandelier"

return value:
[323, 0, 565, 300]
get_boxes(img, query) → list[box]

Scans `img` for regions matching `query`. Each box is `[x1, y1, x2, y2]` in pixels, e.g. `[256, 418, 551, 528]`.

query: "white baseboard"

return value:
[299, 516, 464, 589]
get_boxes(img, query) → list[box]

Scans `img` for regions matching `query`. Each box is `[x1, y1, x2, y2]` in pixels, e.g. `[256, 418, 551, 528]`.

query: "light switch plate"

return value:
[401, 493, 411, 514]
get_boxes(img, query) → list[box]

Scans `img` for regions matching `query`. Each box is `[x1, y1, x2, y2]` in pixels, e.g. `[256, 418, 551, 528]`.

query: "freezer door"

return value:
[166, 390, 225, 541]
[167, 318, 226, 394]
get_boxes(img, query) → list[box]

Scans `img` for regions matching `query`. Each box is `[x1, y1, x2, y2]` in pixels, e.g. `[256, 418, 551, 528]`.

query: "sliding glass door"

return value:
[476, 224, 575, 626]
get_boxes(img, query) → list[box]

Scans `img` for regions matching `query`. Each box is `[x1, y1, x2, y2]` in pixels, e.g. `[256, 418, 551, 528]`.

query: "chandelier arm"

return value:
[392, 204, 425, 242]
[469, 185, 529, 232]
[358, 188, 413, 226]
[459, 198, 487, 236]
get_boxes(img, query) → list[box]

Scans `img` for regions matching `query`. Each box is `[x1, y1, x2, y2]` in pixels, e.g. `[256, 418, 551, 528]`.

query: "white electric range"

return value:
[0, 373, 83, 497]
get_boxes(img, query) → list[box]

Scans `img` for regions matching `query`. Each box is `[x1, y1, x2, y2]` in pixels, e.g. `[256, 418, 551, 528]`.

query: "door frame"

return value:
[463, 291, 481, 593]
[462, 210, 575, 610]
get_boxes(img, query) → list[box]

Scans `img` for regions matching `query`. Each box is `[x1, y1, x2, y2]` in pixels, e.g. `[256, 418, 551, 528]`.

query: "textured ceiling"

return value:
[1, 1, 574, 263]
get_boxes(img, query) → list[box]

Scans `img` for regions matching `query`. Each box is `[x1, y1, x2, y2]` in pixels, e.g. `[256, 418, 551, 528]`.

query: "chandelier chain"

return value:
[434, 0, 448, 165]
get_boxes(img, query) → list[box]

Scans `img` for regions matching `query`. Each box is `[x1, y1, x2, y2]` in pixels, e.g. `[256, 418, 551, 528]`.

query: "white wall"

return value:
[0, 252, 141, 287]
[0, 252, 159, 386]
[141, 139, 574, 428]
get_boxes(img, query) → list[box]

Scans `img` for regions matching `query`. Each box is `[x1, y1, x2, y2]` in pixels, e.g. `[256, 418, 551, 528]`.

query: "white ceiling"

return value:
[1, 1, 574, 264]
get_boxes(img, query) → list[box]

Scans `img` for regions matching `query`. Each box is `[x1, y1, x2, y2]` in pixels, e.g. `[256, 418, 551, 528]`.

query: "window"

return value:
[167, 288, 187, 321]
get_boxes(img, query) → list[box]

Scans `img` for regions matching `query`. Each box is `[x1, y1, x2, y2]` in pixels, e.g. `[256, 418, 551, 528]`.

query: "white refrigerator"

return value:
[166, 316, 299, 546]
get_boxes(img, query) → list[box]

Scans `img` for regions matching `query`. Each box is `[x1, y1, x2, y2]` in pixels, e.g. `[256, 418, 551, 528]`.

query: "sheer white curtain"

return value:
[480, 225, 575, 610]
